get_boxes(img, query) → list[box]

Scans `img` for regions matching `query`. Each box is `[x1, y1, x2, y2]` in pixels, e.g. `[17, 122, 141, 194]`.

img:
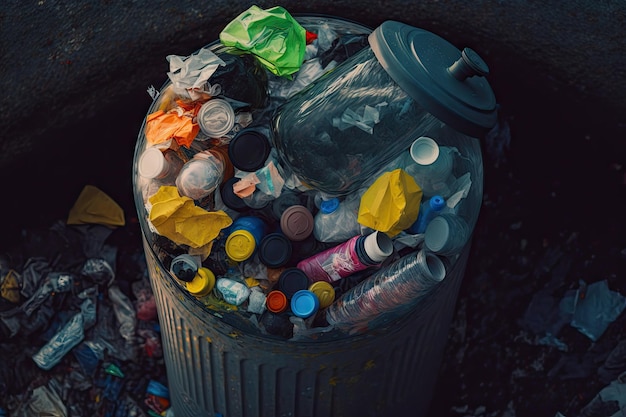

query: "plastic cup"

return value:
[197, 99, 235, 138]
[138, 147, 169, 179]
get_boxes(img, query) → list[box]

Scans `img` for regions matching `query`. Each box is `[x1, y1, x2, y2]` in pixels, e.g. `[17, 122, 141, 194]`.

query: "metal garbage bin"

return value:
[133, 14, 491, 417]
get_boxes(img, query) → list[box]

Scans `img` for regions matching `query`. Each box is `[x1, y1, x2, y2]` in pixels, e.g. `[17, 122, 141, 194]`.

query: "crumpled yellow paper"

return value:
[357, 169, 423, 237]
[67, 185, 125, 227]
[148, 186, 232, 249]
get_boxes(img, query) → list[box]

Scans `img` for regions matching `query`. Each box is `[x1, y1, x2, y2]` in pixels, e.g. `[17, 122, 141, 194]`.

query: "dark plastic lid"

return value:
[278, 268, 309, 299]
[368, 21, 497, 137]
[258, 233, 293, 268]
[280, 205, 314, 241]
[228, 129, 271, 172]
[220, 177, 248, 212]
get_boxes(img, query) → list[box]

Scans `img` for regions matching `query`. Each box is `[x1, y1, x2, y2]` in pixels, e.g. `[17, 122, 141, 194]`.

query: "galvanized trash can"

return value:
[133, 13, 494, 417]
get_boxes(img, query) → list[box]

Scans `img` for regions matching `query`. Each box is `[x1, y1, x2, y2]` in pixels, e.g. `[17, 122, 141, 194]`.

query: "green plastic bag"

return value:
[219, 5, 307, 78]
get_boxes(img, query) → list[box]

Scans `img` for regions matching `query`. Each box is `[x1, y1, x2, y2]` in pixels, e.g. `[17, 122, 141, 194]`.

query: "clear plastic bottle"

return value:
[175, 147, 230, 201]
[325, 249, 446, 331]
[297, 231, 393, 283]
[313, 197, 361, 243]
[403, 137, 456, 198]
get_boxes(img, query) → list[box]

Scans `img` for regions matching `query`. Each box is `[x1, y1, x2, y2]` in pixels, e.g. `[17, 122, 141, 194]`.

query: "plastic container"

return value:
[197, 98, 236, 138]
[175, 148, 227, 201]
[133, 15, 492, 417]
[271, 21, 496, 196]
[313, 196, 361, 243]
[297, 231, 393, 283]
[409, 195, 446, 234]
[403, 137, 456, 198]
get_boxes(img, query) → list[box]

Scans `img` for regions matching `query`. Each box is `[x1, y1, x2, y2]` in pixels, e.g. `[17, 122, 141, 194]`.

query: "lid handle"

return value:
[448, 47, 490, 81]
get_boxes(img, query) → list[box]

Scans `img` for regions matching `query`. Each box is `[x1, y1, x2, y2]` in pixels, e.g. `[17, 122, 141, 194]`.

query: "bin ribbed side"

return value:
[144, 237, 468, 417]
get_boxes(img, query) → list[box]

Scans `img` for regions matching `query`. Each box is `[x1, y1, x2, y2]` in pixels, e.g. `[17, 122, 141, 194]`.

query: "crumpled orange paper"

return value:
[145, 100, 202, 148]
[357, 169, 423, 237]
[148, 186, 232, 249]
[67, 185, 125, 227]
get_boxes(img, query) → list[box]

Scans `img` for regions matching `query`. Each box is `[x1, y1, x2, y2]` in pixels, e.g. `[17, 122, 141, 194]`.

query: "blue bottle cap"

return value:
[320, 198, 340, 214]
[430, 195, 446, 211]
[290, 290, 320, 318]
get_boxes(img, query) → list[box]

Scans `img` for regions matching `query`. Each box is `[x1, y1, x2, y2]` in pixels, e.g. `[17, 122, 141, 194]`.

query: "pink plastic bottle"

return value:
[297, 231, 393, 283]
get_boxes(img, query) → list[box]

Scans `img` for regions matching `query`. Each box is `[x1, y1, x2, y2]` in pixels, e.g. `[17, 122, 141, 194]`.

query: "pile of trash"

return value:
[0, 185, 171, 417]
[134, 5, 483, 340]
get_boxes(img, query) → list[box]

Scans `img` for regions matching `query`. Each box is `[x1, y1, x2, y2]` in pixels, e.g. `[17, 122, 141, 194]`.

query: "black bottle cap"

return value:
[258, 233, 293, 268]
[228, 129, 271, 172]
[278, 268, 309, 299]
[220, 177, 248, 212]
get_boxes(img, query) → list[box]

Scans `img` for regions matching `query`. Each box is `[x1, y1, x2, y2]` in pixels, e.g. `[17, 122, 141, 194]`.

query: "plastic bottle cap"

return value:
[266, 290, 288, 313]
[290, 290, 320, 318]
[220, 177, 248, 211]
[170, 254, 198, 282]
[258, 233, 293, 268]
[197, 99, 235, 138]
[280, 205, 314, 241]
[424, 216, 450, 252]
[228, 129, 271, 172]
[186, 267, 216, 297]
[363, 231, 394, 263]
[430, 195, 446, 211]
[410, 137, 439, 165]
[308, 281, 336, 309]
[225, 230, 257, 262]
[319, 198, 340, 214]
[138, 147, 167, 179]
[278, 268, 310, 298]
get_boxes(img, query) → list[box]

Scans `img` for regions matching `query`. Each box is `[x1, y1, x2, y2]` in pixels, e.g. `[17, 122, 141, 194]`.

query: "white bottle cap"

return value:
[138, 147, 168, 179]
[410, 136, 439, 165]
[363, 231, 393, 263]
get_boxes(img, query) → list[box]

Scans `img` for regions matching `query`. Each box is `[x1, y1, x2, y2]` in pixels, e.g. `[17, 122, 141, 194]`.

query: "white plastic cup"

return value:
[197, 99, 235, 138]
[138, 147, 170, 179]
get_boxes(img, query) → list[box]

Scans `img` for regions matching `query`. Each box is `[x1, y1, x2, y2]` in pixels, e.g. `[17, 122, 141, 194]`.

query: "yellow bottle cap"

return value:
[186, 267, 216, 297]
[308, 281, 336, 309]
[225, 230, 256, 262]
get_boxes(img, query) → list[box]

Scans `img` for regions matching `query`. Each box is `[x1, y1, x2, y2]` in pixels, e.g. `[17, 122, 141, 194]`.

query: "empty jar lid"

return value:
[290, 290, 320, 318]
[266, 290, 288, 313]
[258, 233, 293, 268]
[280, 205, 314, 241]
[197, 99, 235, 138]
[228, 129, 271, 172]
[278, 268, 309, 298]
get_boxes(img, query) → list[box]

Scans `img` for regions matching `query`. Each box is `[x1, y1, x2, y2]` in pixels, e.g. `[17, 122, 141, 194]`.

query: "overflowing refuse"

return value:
[134, 5, 493, 341]
[0, 185, 171, 417]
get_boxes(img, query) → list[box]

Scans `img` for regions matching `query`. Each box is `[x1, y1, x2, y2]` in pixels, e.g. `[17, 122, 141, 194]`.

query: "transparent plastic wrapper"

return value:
[32, 298, 96, 370]
[108, 285, 137, 347]
[326, 249, 446, 332]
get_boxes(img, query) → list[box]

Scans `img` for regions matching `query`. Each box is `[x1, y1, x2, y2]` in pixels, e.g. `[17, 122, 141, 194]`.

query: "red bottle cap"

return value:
[266, 290, 288, 313]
